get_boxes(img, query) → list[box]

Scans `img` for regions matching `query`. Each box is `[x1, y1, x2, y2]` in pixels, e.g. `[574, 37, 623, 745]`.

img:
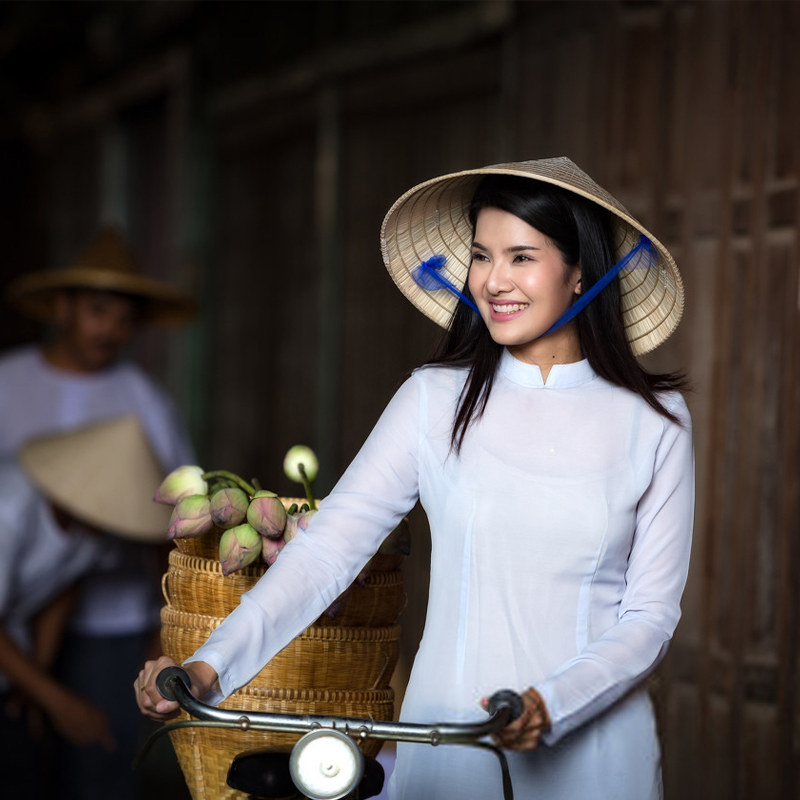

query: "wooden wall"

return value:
[4, 2, 799, 797]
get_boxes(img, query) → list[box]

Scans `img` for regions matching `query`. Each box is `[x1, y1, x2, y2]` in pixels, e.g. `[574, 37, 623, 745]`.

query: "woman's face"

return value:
[467, 207, 582, 364]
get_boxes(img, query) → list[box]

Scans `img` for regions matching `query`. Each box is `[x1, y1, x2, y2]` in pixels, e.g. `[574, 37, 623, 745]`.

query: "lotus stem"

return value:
[298, 463, 316, 509]
[201, 470, 256, 497]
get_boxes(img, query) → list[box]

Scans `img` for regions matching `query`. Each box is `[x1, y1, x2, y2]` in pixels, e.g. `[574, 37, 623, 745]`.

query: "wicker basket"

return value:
[161, 607, 400, 691]
[160, 498, 407, 799]
[169, 686, 394, 800]
[164, 550, 406, 627]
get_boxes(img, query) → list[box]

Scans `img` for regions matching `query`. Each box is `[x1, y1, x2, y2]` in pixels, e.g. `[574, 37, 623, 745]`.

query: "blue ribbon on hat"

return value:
[412, 254, 480, 314]
[412, 235, 656, 336]
[541, 234, 656, 338]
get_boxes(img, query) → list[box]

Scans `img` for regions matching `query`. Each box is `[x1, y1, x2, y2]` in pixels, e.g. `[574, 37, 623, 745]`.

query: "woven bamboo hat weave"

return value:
[380, 156, 683, 356]
[6, 226, 196, 327]
[20, 414, 171, 542]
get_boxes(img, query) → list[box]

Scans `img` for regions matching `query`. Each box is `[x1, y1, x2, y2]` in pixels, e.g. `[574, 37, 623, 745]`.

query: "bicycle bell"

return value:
[289, 728, 365, 800]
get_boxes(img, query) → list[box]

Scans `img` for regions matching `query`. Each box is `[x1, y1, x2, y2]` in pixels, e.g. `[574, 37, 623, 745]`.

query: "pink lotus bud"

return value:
[210, 487, 249, 529]
[246, 491, 287, 539]
[167, 494, 213, 539]
[283, 445, 319, 483]
[219, 523, 262, 576]
[261, 535, 286, 566]
[154, 466, 208, 505]
[283, 509, 317, 544]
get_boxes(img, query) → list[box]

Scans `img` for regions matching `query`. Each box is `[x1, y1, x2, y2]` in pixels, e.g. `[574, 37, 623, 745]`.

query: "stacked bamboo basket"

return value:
[160, 498, 407, 800]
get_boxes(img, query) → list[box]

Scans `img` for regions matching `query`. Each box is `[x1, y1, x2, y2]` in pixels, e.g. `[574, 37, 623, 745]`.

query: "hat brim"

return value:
[6, 268, 197, 327]
[380, 158, 684, 357]
[19, 415, 172, 543]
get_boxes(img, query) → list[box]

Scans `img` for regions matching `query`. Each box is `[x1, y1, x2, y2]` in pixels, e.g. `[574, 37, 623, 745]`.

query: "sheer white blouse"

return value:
[189, 349, 694, 800]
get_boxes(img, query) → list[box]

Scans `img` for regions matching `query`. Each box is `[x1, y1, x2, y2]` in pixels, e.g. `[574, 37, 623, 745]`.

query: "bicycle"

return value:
[135, 666, 523, 800]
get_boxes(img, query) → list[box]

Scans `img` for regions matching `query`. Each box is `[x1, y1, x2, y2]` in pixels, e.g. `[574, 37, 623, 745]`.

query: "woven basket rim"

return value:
[168, 548, 404, 586]
[161, 606, 400, 640]
[227, 685, 395, 701]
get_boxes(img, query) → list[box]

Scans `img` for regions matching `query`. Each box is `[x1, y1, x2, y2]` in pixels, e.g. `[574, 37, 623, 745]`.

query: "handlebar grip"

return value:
[487, 690, 523, 722]
[156, 666, 191, 701]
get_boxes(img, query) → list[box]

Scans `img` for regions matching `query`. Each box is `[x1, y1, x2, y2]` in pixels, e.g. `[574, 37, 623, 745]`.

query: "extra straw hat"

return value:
[380, 156, 683, 356]
[19, 415, 172, 542]
[6, 226, 196, 327]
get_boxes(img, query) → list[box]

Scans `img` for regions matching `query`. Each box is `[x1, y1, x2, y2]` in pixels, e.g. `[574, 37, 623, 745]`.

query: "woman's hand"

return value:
[134, 656, 219, 721]
[481, 687, 550, 752]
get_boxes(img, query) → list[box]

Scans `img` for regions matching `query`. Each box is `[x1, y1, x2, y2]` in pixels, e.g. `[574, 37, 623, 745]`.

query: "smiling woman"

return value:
[136, 158, 694, 800]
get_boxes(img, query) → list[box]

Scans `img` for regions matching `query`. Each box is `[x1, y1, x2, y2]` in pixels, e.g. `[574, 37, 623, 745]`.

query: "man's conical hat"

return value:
[6, 226, 196, 327]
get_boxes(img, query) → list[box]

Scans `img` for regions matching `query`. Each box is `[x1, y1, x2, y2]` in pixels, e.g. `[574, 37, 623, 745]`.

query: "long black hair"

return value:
[424, 174, 688, 452]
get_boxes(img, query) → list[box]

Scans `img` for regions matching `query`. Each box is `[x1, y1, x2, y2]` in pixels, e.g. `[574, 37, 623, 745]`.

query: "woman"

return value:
[137, 157, 694, 799]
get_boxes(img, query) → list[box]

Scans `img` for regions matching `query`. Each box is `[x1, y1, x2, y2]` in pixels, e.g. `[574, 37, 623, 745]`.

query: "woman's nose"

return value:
[485, 262, 512, 294]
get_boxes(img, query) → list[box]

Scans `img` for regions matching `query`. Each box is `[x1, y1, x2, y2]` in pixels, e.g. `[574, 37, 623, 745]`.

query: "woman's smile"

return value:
[489, 300, 530, 320]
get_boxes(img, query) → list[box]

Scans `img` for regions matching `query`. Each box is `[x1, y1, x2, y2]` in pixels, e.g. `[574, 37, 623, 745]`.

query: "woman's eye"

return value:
[470, 252, 488, 262]
[513, 254, 532, 263]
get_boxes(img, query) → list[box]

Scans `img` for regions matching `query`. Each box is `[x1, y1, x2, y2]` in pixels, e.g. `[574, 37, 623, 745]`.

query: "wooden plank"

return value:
[690, 3, 736, 793]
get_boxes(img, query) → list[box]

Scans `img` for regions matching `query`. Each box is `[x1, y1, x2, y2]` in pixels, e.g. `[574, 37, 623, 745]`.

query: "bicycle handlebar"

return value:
[155, 666, 522, 746]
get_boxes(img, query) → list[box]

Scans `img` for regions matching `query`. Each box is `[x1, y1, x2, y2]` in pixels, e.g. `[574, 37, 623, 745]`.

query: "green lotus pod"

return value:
[210, 486, 249, 529]
[283, 445, 319, 483]
[246, 492, 287, 539]
[219, 523, 262, 576]
[154, 465, 208, 506]
[167, 494, 213, 539]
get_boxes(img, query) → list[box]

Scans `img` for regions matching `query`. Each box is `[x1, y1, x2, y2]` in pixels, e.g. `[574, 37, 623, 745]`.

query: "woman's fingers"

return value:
[134, 657, 180, 721]
[482, 687, 550, 752]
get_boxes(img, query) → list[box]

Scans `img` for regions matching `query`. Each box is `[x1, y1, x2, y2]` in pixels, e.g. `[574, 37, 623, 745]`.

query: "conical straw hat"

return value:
[19, 414, 172, 542]
[380, 156, 684, 357]
[6, 226, 196, 327]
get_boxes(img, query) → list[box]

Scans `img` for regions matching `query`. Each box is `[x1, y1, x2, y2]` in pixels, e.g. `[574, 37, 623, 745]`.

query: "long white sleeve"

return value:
[534, 393, 694, 743]
[187, 375, 422, 702]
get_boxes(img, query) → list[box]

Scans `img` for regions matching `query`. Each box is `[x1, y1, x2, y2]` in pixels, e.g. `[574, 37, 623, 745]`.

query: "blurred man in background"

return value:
[0, 416, 174, 798]
[1, 228, 196, 799]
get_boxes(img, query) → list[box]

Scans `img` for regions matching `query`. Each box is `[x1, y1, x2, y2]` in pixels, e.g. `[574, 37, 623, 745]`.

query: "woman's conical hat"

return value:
[6, 226, 197, 327]
[380, 157, 684, 356]
[19, 414, 172, 542]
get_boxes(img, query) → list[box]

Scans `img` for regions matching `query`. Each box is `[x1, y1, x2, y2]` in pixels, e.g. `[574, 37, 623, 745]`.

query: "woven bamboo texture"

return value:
[169, 686, 393, 800]
[161, 607, 400, 691]
[164, 549, 406, 626]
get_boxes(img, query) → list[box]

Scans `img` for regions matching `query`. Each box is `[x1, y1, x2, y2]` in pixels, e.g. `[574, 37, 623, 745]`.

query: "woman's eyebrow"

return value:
[471, 240, 541, 252]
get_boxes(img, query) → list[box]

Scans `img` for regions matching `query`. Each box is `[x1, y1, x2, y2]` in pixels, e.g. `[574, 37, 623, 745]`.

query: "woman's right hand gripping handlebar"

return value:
[135, 657, 219, 721]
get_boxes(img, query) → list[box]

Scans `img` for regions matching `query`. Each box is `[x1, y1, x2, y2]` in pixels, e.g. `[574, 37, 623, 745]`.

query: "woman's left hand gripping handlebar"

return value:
[135, 656, 219, 721]
[481, 687, 550, 752]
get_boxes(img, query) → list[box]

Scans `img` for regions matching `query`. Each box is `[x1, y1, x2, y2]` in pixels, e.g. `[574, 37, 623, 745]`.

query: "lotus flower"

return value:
[261, 535, 286, 566]
[219, 523, 262, 575]
[283, 508, 317, 544]
[167, 494, 213, 539]
[210, 487, 249, 529]
[154, 465, 208, 505]
[247, 491, 287, 539]
[283, 445, 319, 483]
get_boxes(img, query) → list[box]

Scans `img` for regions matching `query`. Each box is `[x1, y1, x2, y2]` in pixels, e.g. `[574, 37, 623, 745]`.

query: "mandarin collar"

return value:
[499, 348, 597, 389]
